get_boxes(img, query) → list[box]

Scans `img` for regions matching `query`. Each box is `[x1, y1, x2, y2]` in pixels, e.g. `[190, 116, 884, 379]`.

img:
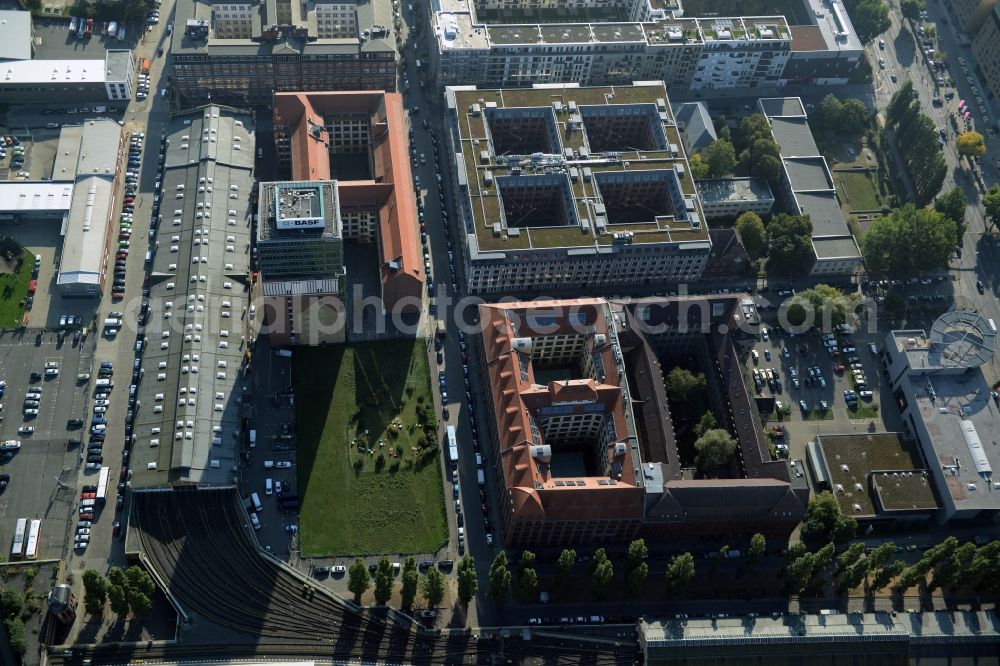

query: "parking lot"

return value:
[30, 18, 142, 61]
[0, 332, 97, 561]
[744, 320, 892, 472]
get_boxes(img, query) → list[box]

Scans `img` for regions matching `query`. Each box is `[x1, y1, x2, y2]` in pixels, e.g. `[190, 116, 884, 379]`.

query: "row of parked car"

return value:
[115, 132, 146, 298]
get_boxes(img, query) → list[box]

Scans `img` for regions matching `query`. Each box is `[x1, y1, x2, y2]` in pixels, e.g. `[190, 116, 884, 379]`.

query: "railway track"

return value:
[102, 489, 636, 666]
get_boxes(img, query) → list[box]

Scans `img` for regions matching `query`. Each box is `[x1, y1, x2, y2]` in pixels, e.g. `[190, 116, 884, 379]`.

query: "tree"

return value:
[933, 542, 977, 590]
[710, 545, 729, 575]
[767, 213, 815, 276]
[836, 542, 866, 576]
[887, 81, 916, 126]
[518, 568, 539, 602]
[82, 569, 108, 616]
[736, 114, 772, 154]
[801, 491, 858, 545]
[786, 284, 852, 329]
[125, 566, 155, 598]
[840, 99, 871, 134]
[373, 557, 394, 606]
[591, 549, 614, 597]
[108, 584, 130, 617]
[867, 543, 896, 571]
[556, 548, 576, 590]
[400, 557, 419, 610]
[957, 131, 987, 157]
[845, 0, 891, 43]
[735, 211, 766, 258]
[422, 566, 445, 607]
[693, 411, 718, 438]
[984, 184, 1000, 232]
[785, 552, 816, 595]
[489, 552, 511, 601]
[666, 553, 696, 590]
[457, 555, 478, 607]
[935, 187, 967, 246]
[627, 562, 649, 594]
[128, 591, 152, 617]
[814, 541, 837, 572]
[689, 153, 711, 179]
[746, 533, 767, 567]
[862, 204, 956, 275]
[872, 560, 906, 591]
[519, 550, 536, 574]
[900, 0, 925, 20]
[108, 567, 126, 590]
[813, 94, 844, 132]
[348, 558, 371, 603]
[0, 588, 24, 619]
[665, 368, 706, 403]
[837, 559, 871, 592]
[746, 138, 783, 186]
[694, 429, 737, 472]
[4, 617, 26, 656]
[703, 139, 737, 177]
[626, 539, 649, 574]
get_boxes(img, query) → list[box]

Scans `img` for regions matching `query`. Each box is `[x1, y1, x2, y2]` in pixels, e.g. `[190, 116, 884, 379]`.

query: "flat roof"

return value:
[696, 178, 773, 204]
[816, 433, 937, 517]
[891, 312, 997, 370]
[52, 125, 84, 180]
[794, 191, 851, 236]
[783, 157, 833, 192]
[0, 182, 74, 213]
[0, 9, 32, 62]
[57, 119, 123, 287]
[0, 58, 111, 85]
[172, 0, 395, 56]
[769, 117, 819, 157]
[805, 0, 863, 52]
[257, 180, 342, 242]
[130, 105, 255, 489]
[447, 82, 708, 255]
[758, 96, 806, 117]
[104, 50, 132, 83]
[812, 235, 861, 259]
[642, 609, 1000, 649]
[57, 176, 114, 286]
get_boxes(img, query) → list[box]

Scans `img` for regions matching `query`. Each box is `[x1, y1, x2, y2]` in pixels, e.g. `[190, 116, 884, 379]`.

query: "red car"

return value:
[81, 491, 96, 499]
[120, 465, 127, 480]
[116, 252, 128, 260]
[112, 291, 125, 300]
[79, 512, 93, 520]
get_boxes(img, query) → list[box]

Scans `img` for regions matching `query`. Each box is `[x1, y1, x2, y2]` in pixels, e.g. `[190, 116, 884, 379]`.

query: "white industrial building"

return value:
[0, 49, 133, 103]
[56, 119, 124, 297]
[0, 182, 74, 222]
[882, 312, 1000, 523]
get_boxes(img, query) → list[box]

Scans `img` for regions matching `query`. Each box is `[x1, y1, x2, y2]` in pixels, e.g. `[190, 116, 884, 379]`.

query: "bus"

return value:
[447, 425, 459, 465]
[25, 519, 41, 560]
[96, 466, 110, 504]
[10, 518, 26, 561]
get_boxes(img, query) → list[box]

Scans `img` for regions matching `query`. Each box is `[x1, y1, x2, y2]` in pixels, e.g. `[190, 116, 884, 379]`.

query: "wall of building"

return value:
[972, 7, 1000, 111]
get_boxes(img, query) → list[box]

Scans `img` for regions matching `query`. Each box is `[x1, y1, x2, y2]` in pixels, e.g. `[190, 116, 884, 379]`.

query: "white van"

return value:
[250, 492, 262, 512]
[250, 513, 261, 530]
[265, 478, 273, 495]
[95, 378, 114, 388]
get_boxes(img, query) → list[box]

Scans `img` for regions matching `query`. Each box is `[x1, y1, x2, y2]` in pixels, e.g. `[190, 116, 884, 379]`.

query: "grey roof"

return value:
[257, 180, 342, 242]
[104, 50, 132, 83]
[58, 119, 123, 288]
[262, 277, 341, 296]
[794, 191, 851, 237]
[673, 102, 717, 153]
[0, 10, 32, 62]
[783, 157, 832, 192]
[757, 96, 806, 118]
[769, 116, 819, 157]
[131, 105, 255, 489]
[812, 235, 861, 259]
[52, 125, 84, 180]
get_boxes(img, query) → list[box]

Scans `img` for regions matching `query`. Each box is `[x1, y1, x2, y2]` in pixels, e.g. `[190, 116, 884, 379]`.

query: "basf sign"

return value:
[276, 217, 326, 230]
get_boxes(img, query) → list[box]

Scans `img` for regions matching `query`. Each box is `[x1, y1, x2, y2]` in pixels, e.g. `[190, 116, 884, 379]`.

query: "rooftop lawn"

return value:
[294, 340, 448, 556]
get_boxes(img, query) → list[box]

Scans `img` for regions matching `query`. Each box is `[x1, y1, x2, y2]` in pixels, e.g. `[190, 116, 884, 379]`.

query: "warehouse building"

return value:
[445, 81, 712, 294]
[171, 0, 396, 105]
[0, 48, 133, 103]
[57, 119, 125, 297]
[0, 182, 74, 222]
[130, 105, 255, 488]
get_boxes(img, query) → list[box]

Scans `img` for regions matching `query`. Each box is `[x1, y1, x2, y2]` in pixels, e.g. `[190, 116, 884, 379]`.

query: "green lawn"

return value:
[679, 0, 809, 23]
[0, 252, 32, 329]
[849, 403, 879, 419]
[835, 171, 886, 212]
[294, 340, 447, 556]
